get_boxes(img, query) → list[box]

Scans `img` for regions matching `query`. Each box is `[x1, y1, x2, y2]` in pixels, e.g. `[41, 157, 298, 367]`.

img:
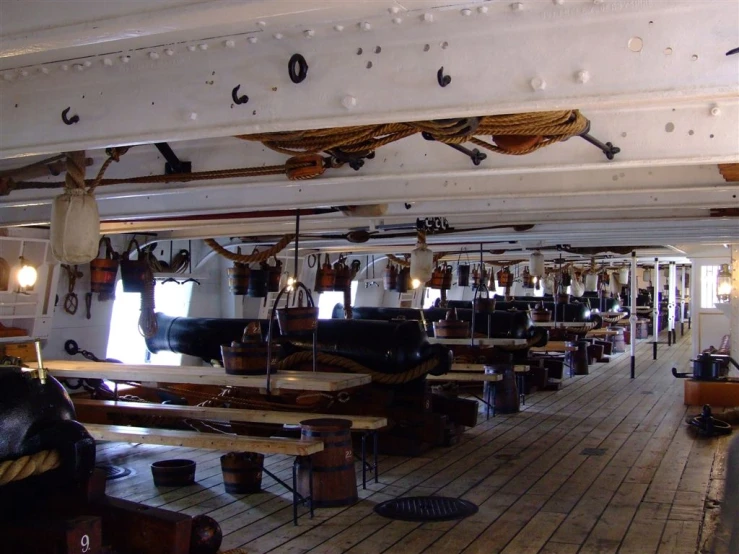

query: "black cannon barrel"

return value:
[147, 313, 450, 375]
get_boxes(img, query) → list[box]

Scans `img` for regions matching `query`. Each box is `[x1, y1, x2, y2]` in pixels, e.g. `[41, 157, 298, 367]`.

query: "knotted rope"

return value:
[276, 351, 439, 385]
[204, 235, 295, 263]
[0, 449, 61, 486]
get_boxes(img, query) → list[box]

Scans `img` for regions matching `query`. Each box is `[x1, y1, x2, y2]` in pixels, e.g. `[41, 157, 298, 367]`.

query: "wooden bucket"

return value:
[220, 452, 264, 494]
[428, 265, 446, 289]
[228, 263, 249, 295]
[530, 307, 551, 322]
[333, 258, 351, 292]
[474, 297, 495, 313]
[221, 343, 269, 375]
[433, 320, 469, 338]
[276, 289, 318, 336]
[314, 254, 335, 293]
[150, 459, 196, 487]
[120, 239, 151, 293]
[90, 237, 119, 295]
[496, 267, 513, 288]
[297, 418, 357, 508]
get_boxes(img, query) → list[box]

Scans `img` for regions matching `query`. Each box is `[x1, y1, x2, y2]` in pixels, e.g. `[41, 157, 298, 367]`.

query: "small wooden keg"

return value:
[220, 452, 263, 494]
[609, 327, 626, 352]
[384, 263, 398, 290]
[247, 268, 268, 298]
[297, 418, 357, 507]
[487, 365, 520, 414]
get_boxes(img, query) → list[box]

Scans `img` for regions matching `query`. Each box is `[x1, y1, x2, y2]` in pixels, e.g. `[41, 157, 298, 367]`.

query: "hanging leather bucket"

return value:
[497, 267, 513, 288]
[266, 257, 283, 293]
[521, 268, 534, 289]
[333, 256, 351, 292]
[315, 254, 336, 293]
[228, 262, 249, 295]
[395, 267, 410, 293]
[276, 287, 318, 336]
[120, 239, 151, 293]
[384, 263, 398, 291]
[457, 264, 471, 287]
[442, 264, 453, 290]
[247, 267, 268, 298]
[90, 237, 119, 295]
[428, 265, 445, 289]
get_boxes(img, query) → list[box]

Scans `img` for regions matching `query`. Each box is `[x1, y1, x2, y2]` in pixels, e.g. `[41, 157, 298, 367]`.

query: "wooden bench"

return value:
[427, 370, 506, 420]
[74, 399, 385, 488]
[83, 423, 321, 524]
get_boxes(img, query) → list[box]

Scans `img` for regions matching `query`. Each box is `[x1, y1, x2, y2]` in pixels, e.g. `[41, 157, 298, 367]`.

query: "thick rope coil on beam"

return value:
[204, 235, 295, 263]
[0, 449, 61, 486]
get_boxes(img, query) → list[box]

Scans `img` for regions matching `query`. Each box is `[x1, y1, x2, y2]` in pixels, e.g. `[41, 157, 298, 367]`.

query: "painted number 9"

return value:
[81, 534, 90, 553]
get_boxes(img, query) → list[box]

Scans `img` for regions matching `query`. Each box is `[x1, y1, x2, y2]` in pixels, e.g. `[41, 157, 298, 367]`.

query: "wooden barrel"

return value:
[90, 258, 119, 294]
[221, 343, 269, 375]
[588, 343, 605, 362]
[636, 319, 649, 339]
[297, 418, 357, 507]
[151, 459, 196, 487]
[220, 452, 263, 494]
[609, 327, 626, 352]
[487, 365, 519, 414]
[228, 264, 249, 295]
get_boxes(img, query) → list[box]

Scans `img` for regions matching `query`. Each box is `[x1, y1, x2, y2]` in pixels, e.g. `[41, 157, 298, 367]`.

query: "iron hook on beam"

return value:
[61, 107, 79, 125]
[231, 85, 249, 105]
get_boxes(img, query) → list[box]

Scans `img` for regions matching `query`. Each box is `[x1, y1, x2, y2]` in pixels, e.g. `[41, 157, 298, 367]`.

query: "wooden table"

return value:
[587, 329, 619, 338]
[531, 322, 594, 329]
[428, 337, 528, 347]
[529, 341, 577, 353]
[45, 360, 371, 393]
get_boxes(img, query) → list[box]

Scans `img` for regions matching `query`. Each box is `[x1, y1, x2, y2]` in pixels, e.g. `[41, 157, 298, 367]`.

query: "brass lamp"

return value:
[717, 264, 732, 303]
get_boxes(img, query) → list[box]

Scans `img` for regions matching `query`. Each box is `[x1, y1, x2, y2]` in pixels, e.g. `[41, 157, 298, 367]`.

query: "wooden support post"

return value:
[630, 251, 637, 378]
[653, 257, 660, 360]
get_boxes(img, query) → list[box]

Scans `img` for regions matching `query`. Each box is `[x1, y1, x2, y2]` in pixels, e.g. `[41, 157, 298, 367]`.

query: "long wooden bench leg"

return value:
[373, 431, 379, 485]
[361, 432, 367, 490]
[264, 457, 313, 526]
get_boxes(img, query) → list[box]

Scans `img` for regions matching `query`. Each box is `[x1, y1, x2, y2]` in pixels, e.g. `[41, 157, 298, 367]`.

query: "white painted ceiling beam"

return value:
[1, 1, 736, 158]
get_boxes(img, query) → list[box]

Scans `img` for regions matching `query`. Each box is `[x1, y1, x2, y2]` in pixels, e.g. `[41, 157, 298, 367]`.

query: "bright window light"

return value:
[317, 281, 358, 319]
[106, 280, 193, 364]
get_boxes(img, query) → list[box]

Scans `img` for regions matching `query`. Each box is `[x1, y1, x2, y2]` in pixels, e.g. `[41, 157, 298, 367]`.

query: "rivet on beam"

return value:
[575, 70, 590, 84]
[304, 29, 315, 38]
[274, 33, 284, 40]
[530, 77, 546, 91]
[248, 36, 258, 44]
[511, 3, 524, 11]
[149, 52, 160, 60]
[334, 24, 344, 32]
[165, 48, 175, 56]
[461, 8, 472, 16]
[422, 13, 434, 23]
[103, 58, 113, 66]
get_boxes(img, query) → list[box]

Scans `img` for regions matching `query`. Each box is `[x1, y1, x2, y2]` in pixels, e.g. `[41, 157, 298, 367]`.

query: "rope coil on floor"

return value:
[0, 449, 61, 486]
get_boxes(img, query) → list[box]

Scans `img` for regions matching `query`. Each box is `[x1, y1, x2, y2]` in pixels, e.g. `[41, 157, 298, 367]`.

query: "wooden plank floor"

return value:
[97, 330, 731, 554]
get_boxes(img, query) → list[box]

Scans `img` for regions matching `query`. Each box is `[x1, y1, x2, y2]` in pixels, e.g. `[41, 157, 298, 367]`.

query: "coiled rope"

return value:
[204, 236, 295, 263]
[12, 112, 588, 193]
[275, 351, 439, 385]
[238, 111, 588, 157]
[0, 449, 61, 486]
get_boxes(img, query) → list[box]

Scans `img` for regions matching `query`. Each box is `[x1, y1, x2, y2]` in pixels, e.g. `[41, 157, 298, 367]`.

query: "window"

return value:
[700, 265, 720, 309]
[106, 280, 194, 364]
[317, 281, 358, 319]
[423, 287, 442, 309]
